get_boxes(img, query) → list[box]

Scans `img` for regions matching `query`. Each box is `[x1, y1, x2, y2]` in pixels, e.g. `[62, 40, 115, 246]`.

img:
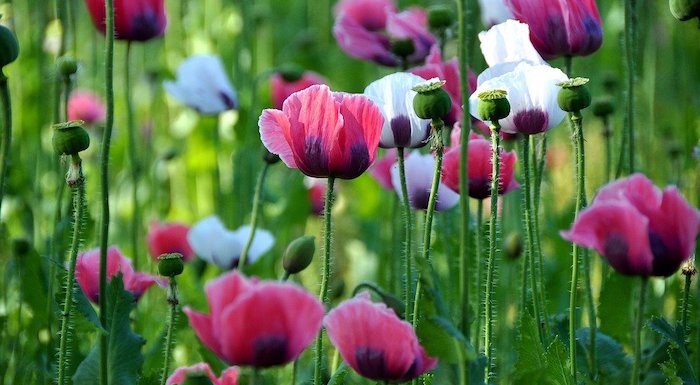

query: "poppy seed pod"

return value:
[592, 96, 615, 117]
[52, 120, 90, 156]
[277, 63, 305, 82]
[158, 253, 184, 277]
[670, 0, 700, 21]
[0, 25, 19, 69]
[412, 79, 452, 120]
[557, 77, 591, 112]
[477, 90, 510, 122]
[427, 5, 454, 30]
[390, 38, 416, 59]
[283, 235, 315, 275]
[57, 56, 78, 77]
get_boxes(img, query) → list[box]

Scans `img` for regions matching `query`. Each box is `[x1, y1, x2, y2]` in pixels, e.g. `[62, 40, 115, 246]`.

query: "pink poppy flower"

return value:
[370, 149, 398, 191]
[561, 174, 700, 277]
[75, 246, 160, 303]
[324, 292, 437, 383]
[391, 151, 459, 211]
[505, 0, 603, 60]
[333, 0, 435, 67]
[166, 363, 238, 385]
[270, 71, 328, 110]
[84, 0, 167, 42]
[147, 221, 195, 262]
[442, 135, 519, 200]
[183, 271, 324, 368]
[67, 90, 106, 126]
[259, 84, 384, 180]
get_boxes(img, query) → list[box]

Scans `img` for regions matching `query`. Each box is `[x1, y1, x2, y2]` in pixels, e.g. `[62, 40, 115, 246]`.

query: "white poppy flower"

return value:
[478, 19, 545, 67]
[391, 151, 459, 211]
[164, 55, 238, 115]
[478, 0, 514, 28]
[364, 72, 432, 148]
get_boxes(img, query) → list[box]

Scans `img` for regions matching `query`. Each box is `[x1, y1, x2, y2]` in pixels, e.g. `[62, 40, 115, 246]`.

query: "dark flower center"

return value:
[252, 335, 288, 367]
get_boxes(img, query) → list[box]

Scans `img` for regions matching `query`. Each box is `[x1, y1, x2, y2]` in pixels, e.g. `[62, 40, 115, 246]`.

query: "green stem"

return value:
[0, 75, 11, 219]
[291, 359, 298, 385]
[57, 156, 86, 385]
[314, 176, 335, 385]
[603, 116, 612, 182]
[624, 0, 637, 173]
[474, 199, 483, 353]
[212, 116, 223, 217]
[160, 279, 179, 385]
[397, 147, 413, 322]
[529, 134, 549, 339]
[484, 121, 501, 383]
[681, 272, 692, 334]
[124, 42, 141, 270]
[630, 278, 648, 385]
[239, 162, 270, 270]
[99, 0, 115, 382]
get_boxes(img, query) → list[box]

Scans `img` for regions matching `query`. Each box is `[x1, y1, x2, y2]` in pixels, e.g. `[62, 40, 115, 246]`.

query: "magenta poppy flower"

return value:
[370, 149, 398, 191]
[147, 221, 195, 262]
[67, 90, 106, 126]
[183, 271, 324, 368]
[561, 174, 700, 277]
[391, 151, 459, 211]
[166, 363, 238, 385]
[259, 84, 384, 179]
[270, 71, 328, 110]
[84, 0, 167, 42]
[442, 134, 519, 200]
[75, 246, 160, 303]
[505, 0, 603, 60]
[333, 0, 436, 67]
[324, 292, 437, 383]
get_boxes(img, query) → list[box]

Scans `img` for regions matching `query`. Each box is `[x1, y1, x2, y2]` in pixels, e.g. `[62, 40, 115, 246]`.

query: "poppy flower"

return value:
[324, 292, 437, 383]
[166, 363, 238, 385]
[183, 271, 324, 368]
[164, 54, 238, 115]
[75, 246, 160, 303]
[187, 215, 274, 270]
[442, 134, 519, 199]
[561, 174, 700, 277]
[67, 90, 106, 126]
[478, 0, 514, 27]
[391, 151, 459, 211]
[84, 0, 167, 42]
[270, 71, 328, 110]
[259, 84, 384, 180]
[147, 221, 195, 262]
[478, 20, 545, 68]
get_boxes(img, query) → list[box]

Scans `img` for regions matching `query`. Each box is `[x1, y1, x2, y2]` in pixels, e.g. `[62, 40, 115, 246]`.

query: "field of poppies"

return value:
[1, 0, 699, 384]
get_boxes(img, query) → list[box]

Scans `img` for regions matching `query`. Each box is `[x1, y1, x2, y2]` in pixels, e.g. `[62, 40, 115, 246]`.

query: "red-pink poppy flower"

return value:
[84, 0, 167, 42]
[147, 221, 195, 262]
[391, 151, 459, 211]
[166, 363, 239, 385]
[369, 149, 398, 191]
[333, 0, 435, 67]
[259, 84, 384, 179]
[561, 174, 700, 277]
[442, 135, 519, 200]
[505, 0, 603, 60]
[75, 246, 160, 303]
[67, 90, 106, 126]
[183, 271, 324, 368]
[324, 292, 437, 383]
[270, 71, 328, 110]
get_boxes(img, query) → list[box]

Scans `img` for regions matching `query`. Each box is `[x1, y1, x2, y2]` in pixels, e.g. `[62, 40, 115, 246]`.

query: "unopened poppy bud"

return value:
[477, 89, 510, 122]
[57, 55, 78, 77]
[504, 232, 523, 260]
[428, 5, 454, 30]
[557, 77, 591, 112]
[376, 290, 405, 319]
[412, 78, 452, 120]
[12, 238, 31, 256]
[158, 253, 184, 277]
[263, 148, 280, 164]
[277, 63, 304, 82]
[182, 373, 214, 385]
[391, 38, 415, 59]
[670, 0, 700, 21]
[52, 120, 90, 156]
[592, 96, 614, 117]
[0, 25, 19, 69]
[283, 235, 315, 275]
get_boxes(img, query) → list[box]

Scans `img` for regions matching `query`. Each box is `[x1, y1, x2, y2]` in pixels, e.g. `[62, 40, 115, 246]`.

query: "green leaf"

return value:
[648, 317, 698, 385]
[327, 362, 349, 385]
[575, 328, 631, 384]
[514, 314, 572, 385]
[661, 359, 684, 385]
[648, 317, 685, 346]
[416, 316, 465, 364]
[598, 273, 635, 345]
[72, 275, 145, 385]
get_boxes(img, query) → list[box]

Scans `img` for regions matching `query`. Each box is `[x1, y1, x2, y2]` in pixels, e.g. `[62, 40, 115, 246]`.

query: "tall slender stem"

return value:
[528, 134, 549, 338]
[0, 75, 12, 218]
[474, 200, 483, 352]
[124, 42, 141, 270]
[314, 176, 335, 385]
[681, 271, 693, 334]
[212, 116, 223, 216]
[160, 279, 179, 385]
[239, 162, 270, 270]
[603, 116, 612, 181]
[630, 278, 648, 385]
[397, 147, 413, 322]
[624, 0, 637, 173]
[99, 0, 116, 383]
[484, 121, 501, 383]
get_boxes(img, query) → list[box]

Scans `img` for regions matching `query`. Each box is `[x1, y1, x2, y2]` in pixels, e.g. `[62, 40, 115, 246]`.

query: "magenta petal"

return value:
[183, 307, 225, 361]
[166, 363, 219, 385]
[219, 367, 240, 385]
[204, 271, 254, 335]
[259, 109, 298, 169]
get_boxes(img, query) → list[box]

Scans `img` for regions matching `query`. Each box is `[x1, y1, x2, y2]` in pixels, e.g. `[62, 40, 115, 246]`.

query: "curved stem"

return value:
[474, 199, 483, 353]
[625, 0, 637, 173]
[124, 42, 141, 270]
[239, 162, 270, 270]
[0, 75, 11, 218]
[484, 121, 501, 383]
[397, 147, 413, 322]
[57, 157, 86, 385]
[630, 278, 648, 385]
[159, 279, 179, 385]
[314, 176, 335, 385]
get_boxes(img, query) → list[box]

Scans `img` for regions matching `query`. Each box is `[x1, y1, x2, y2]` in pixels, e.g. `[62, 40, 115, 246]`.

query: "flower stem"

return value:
[624, 0, 637, 173]
[314, 176, 335, 385]
[159, 278, 179, 385]
[397, 147, 413, 322]
[57, 155, 86, 385]
[681, 272, 692, 334]
[474, 199, 483, 352]
[212, 115, 223, 217]
[0, 74, 12, 219]
[239, 162, 270, 270]
[124, 42, 142, 270]
[630, 278, 648, 385]
[484, 121, 501, 383]
[603, 116, 612, 182]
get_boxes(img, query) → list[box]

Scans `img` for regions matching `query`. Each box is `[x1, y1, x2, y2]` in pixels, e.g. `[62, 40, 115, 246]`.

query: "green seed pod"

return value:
[283, 236, 315, 275]
[158, 253, 184, 277]
[592, 96, 615, 117]
[182, 373, 214, 385]
[557, 77, 591, 112]
[670, 0, 700, 21]
[504, 232, 523, 260]
[277, 63, 304, 82]
[57, 55, 78, 77]
[428, 5, 454, 30]
[412, 79, 452, 120]
[0, 24, 19, 69]
[477, 90, 510, 122]
[52, 120, 90, 156]
[390, 38, 415, 59]
[263, 148, 280, 165]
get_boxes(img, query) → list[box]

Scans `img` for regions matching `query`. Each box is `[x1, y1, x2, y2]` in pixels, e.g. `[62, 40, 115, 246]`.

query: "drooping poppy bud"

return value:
[669, 0, 700, 21]
[0, 25, 19, 70]
[283, 235, 316, 275]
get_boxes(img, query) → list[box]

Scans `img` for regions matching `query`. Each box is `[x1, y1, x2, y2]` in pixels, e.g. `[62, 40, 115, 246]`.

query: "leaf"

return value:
[327, 362, 349, 385]
[661, 360, 684, 385]
[416, 316, 474, 365]
[514, 314, 572, 385]
[469, 355, 487, 385]
[648, 317, 698, 385]
[575, 328, 631, 384]
[72, 275, 145, 385]
[598, 273, 635, 345]
[648, 317, 685, 347]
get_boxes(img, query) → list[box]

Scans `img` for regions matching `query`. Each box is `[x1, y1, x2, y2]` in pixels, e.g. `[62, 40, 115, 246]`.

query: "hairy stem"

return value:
[239, 162, 270, 270]
[484, 121, 501, 383]
[159, 279, 179, 385]
[0, 75, 11, 219]
[314, 176, 335, 385]
[630, 278, 648, 385]
[397, 147, 413, 321]
[124, 42, 142, 270]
